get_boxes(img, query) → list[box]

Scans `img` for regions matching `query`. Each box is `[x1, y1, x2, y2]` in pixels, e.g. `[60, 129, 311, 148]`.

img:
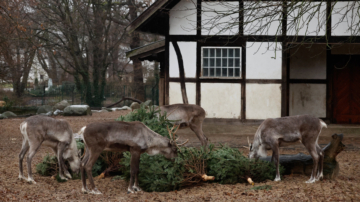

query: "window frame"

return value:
[200, 46, 242, 79]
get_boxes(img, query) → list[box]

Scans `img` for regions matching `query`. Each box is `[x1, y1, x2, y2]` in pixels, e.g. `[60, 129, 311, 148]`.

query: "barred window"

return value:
[202, 47, 241, 78]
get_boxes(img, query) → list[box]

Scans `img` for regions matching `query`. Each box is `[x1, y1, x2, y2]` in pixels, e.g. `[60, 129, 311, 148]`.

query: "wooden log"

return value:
[106, 97, 142, 108]
[260, 134, 345, 180]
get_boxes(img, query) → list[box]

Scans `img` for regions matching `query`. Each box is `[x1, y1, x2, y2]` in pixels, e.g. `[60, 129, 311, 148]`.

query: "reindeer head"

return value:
[62, 138, 81, 174]
[247, 137, 266, 159]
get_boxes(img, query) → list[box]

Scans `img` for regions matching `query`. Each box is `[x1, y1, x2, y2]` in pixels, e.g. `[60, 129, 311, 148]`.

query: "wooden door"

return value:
[333, 55, 360, 123]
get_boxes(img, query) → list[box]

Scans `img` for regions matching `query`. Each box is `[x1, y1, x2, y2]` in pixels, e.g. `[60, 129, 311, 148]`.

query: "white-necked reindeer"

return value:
[79, 121, 187, 194]
[247, 115, 327, 183]
[157, 104, 208, 146]
[19, 115, 80, 184]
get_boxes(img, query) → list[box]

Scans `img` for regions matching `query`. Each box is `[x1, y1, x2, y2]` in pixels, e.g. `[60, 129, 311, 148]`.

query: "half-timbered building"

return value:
[126, 0, 360, 123]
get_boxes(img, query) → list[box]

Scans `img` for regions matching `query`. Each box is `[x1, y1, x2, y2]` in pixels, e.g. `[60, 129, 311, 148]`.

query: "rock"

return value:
[0, 114, 7, 119]
[37, 105, 53, 114]
[2, 111, 17, 118]
[101, 107, 113, 112]
[64, 105, 92, 116]
[130, 102, 141, 110]
[53, 100, 70, 111]
[142, 100, 152, 107]
[114, 106, 131, 111]
[39, 111, 53, 116]
[53, 109, 63, 116]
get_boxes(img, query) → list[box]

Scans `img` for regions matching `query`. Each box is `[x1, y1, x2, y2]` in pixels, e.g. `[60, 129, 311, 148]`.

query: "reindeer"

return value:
[247, 115, 327, 183]
[19, 115, 80, 184]
[156, 104, 208, 146]
[79, 121, 188, 194]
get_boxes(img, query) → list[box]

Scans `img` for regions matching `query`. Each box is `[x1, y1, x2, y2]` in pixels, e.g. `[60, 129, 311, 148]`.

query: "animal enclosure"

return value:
[0, 111, 359, 200]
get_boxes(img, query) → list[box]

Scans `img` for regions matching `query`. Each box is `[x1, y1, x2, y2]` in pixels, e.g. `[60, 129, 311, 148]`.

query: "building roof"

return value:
[127, 0, 179, 35]
[126, 40, 165, 61]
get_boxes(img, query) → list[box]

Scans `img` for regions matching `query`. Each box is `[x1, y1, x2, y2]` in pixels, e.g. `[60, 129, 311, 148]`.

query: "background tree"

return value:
[0, 0, 38, 97]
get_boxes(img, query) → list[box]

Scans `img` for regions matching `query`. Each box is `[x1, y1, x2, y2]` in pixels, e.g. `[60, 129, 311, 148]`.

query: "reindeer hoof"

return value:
[133, 186, 142, 192]
[127, 188, 135, 194]
[59, 175, 68, 181]
[89, 189, 102, 195]
[27, 179, 37, 184]
[305, 179, 316, 183]
[18, 175, 26, 181]
[274, 177, 281, 182]
[65, 173, 72, 179]
[81, 188, 89, 194]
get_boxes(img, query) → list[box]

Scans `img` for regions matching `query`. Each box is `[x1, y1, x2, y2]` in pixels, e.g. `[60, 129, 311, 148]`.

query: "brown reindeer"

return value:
[19, 115, 80, 184]
[79, 121, 187, 194]
[247, 115, 327, 183]
[157, 104, 208, 146]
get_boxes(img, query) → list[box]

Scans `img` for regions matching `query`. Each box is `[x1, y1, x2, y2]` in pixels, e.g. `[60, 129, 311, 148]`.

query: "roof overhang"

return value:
[127, 0, 179, 35]
[126, 40, 165, 61]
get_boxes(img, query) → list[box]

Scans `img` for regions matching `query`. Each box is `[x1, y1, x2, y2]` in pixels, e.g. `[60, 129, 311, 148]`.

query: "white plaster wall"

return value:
[287, 2, 326, 36]
[246, 42, 282, 79]
[290, 44, 326, 79]
[331, 44, 360, 55]
[332, 2, 360, 36]
[290, 84, 326, 117]
[244, 2, 282, 36]
[169, 0, 197, 35]
[201, 2, 239, 35]
[169, 82, 196, 105]
[201, 83, 241, 118]
[246, 84, 281, 119]
[169, 42, 197, 78]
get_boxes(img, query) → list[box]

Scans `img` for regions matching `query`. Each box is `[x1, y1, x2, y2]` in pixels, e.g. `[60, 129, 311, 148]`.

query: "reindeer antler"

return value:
[167, 125, 188, 151]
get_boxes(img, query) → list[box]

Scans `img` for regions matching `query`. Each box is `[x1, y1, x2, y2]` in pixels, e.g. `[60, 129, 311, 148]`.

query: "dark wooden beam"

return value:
[168, 35, 360, 44]
[165, 18, 170, 105]
[241, 45, 246, 120]
[281, 0, 289, 117]
[326, 0, 333, 122]
[196, 0, 201, 106]
[171, 41, 189, 104]
[289, 79, 327, 84]
[169, 78, 197, 82]
[246, 79, 282, 84]
[240, 0, 245, 120]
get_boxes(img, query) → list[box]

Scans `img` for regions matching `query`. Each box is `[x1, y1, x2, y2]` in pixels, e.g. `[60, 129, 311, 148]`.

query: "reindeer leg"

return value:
[272, 146, 281, 182]
[85, 148, 103, 194]
[26, 141, 43, 184]
[81, 145, 91, 193]
[316, 145, 324, 181]
[305, 144, 319, 183]
[19, 139, 29, 181]
[190, 120, 208, 147]
[271, 151, 275, 163]
[129, 148, 142, 193]
[57, 142, 69, 181]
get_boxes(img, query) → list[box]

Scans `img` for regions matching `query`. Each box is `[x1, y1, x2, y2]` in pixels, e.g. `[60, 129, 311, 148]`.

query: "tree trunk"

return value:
[172, 41, 188, 104]
[129, 0, 145, 102]
[260, 134, 345, 180]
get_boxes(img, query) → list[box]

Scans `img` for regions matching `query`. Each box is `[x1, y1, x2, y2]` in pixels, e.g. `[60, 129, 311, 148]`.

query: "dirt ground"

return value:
[0, 110, 359, 201]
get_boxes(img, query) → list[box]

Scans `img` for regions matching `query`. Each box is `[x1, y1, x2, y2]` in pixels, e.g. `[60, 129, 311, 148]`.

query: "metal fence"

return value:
[22, 82, 159, 107]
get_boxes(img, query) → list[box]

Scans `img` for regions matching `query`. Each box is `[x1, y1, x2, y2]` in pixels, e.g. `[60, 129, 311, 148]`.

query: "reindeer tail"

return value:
[75, 126, 87, 140]
[320, 120, 327, 128]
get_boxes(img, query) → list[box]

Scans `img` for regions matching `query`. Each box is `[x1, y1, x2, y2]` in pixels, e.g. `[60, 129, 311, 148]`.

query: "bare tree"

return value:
[0, 0, 38, 97]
